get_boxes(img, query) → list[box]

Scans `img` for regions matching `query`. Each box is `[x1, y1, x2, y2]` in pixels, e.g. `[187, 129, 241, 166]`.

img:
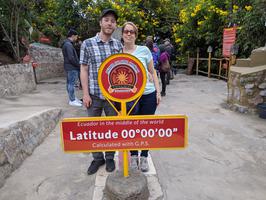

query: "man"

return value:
[62, 29, 82, 106]
[80, 9, 122, 175]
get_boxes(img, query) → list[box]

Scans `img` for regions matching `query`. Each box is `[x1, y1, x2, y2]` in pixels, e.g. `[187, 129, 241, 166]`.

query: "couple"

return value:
[79, 9, 161, 175]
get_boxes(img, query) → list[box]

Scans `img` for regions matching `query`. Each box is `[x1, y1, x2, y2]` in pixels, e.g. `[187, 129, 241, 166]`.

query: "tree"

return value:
[0, 0, 33, 61]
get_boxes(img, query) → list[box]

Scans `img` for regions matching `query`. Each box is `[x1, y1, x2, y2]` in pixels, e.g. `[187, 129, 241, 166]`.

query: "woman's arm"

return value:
[148, 59, 161, 105]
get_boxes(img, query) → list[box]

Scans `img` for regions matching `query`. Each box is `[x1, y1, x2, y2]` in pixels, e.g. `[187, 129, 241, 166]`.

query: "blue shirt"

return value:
[132, 45, 156, 95]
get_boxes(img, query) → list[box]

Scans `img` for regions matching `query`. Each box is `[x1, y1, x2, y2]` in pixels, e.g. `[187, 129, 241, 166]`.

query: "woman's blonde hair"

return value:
[122, 21, 138, 38]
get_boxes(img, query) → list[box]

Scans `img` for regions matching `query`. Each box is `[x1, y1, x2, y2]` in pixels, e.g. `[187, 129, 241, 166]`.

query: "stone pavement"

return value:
[0, 73, 266, 200]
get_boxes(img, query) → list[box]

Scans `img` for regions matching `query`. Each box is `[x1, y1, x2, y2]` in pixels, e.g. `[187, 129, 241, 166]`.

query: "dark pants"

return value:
[130, 91, 157, 157]
[160, 71, 167, 94]
[87, 95, 117, 161]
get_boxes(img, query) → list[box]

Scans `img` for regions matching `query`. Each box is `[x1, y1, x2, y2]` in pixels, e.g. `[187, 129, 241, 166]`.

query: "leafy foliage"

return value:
[0, 0, 265, 62]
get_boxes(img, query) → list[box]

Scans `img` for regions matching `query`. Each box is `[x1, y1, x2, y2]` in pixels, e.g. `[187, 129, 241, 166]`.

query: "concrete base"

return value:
[104, 170, 149, 200]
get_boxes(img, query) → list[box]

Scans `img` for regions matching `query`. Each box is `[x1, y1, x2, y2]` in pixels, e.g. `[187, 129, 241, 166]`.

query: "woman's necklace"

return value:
[123, 45, 136, 54]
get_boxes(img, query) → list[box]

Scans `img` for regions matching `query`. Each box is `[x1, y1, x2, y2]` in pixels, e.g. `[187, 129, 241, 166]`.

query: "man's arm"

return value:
[80, 64, 92, 107]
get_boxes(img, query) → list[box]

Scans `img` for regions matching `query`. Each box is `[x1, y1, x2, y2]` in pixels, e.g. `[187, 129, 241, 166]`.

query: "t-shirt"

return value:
[132, 45, 156, 95]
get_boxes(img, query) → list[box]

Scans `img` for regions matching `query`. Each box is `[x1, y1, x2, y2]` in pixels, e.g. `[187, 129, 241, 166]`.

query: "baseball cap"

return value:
[100, 9, 118, 20]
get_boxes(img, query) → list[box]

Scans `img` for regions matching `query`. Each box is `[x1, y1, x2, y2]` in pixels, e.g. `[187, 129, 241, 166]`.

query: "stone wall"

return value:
[0, 63, 36, 97]
[228, 68, 266, 113]
[0, 43, 64, 98]
[29, 43, 65, 81]
[227, 47, 266, 113]
[0, 108, 62, 188]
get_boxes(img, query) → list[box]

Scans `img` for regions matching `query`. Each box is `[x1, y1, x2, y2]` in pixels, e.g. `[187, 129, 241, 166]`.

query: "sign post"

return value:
[60, 53, 188, 178]
[98, 53, 147, 177]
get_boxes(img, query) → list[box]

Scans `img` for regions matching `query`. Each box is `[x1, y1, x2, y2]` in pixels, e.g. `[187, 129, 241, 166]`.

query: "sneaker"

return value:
[130, 155, 139, 170]
[69, 100, 82, 107]
[140, 156, 149, 172]
[161, 92, 166, 97]
[106, 159, 115, 172]
[87, 160, 105, 175]
[75, 98, 82, 104]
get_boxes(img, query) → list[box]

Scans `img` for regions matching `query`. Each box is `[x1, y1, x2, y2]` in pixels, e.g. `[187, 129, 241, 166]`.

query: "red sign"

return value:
[61, 115, 188, 152]
[222, 27, 237, 57]
[98, 53, 146, 102]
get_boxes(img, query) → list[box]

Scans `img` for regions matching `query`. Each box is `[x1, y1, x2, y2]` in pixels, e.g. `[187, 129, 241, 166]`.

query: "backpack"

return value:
[152, 44, 160, 69]
[159, 52, 170, 72]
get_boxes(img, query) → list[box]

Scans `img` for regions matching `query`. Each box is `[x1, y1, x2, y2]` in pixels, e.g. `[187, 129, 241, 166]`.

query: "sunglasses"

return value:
[123, 30, 136, 34]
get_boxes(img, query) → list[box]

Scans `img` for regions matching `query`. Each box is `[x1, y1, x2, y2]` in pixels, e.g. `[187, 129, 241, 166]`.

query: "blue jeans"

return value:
[66, 70, 79, 101]
[130, 91, 157, 157]
[87, 95, 117, 161]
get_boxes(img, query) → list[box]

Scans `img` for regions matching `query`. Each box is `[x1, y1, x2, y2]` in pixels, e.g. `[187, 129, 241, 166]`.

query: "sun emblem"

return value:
[116, 71, 128, 84]
[108, 64, 137, 93]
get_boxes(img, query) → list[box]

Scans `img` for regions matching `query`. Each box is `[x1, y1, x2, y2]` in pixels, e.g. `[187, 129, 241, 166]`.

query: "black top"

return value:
[62, 39, 80, 71]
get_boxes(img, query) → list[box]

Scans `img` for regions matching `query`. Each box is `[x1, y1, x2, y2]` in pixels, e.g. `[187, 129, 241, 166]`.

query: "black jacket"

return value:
[62, 39, 80, 71]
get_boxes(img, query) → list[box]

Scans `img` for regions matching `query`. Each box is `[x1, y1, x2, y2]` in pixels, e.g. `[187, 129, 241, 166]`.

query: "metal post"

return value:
[33, 66, 38, 84]
[121, 102, 129, 177]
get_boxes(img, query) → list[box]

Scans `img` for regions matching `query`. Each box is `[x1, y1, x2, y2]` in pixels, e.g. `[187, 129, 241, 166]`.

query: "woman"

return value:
[122, 22, 161, 172]
[158, 45, 170, 97]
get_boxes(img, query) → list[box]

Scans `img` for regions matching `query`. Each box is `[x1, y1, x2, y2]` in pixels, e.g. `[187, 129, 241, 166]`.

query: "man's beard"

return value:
[103, 28, 114, 36]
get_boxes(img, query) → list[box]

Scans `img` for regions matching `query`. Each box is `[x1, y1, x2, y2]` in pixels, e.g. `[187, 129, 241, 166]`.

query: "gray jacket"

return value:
[62, 39, 80, 71]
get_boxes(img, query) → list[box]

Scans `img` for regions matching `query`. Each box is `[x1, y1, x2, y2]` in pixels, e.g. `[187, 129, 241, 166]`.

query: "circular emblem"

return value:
[98, 53, 146, 102]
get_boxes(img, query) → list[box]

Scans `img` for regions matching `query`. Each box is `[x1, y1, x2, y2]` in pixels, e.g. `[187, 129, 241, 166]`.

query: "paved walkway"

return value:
[0, 74, 266, 200]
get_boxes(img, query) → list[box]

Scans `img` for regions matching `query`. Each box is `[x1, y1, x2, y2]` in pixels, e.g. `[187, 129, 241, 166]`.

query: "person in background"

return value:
[164, 38, 174, 84]
[80, 9, 122, 175]
[122, 22, 161, 172]
[158, 45, 170, 97]
[62, 29, 82, 107]
[145, 36, 160, 73]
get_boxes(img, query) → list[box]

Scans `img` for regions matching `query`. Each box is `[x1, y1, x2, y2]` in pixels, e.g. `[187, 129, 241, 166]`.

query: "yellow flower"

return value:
[138, 11, 145, 17]
[245, 5, 252, 11]
[172, 25, 177, 32]
[179, 9, 188, 23]
[209, 5, 215, 11]
[197, 21, 203, 26]
[175, 38, 181, 43]
[191, 13, 196, 17]
[87, 6, 93, 12]
[233, 5, 239, 10]
[194, 4, 201, 13]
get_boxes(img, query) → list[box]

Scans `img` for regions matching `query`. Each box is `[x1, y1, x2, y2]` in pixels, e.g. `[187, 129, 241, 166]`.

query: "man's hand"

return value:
[83, 94, 92, 108]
